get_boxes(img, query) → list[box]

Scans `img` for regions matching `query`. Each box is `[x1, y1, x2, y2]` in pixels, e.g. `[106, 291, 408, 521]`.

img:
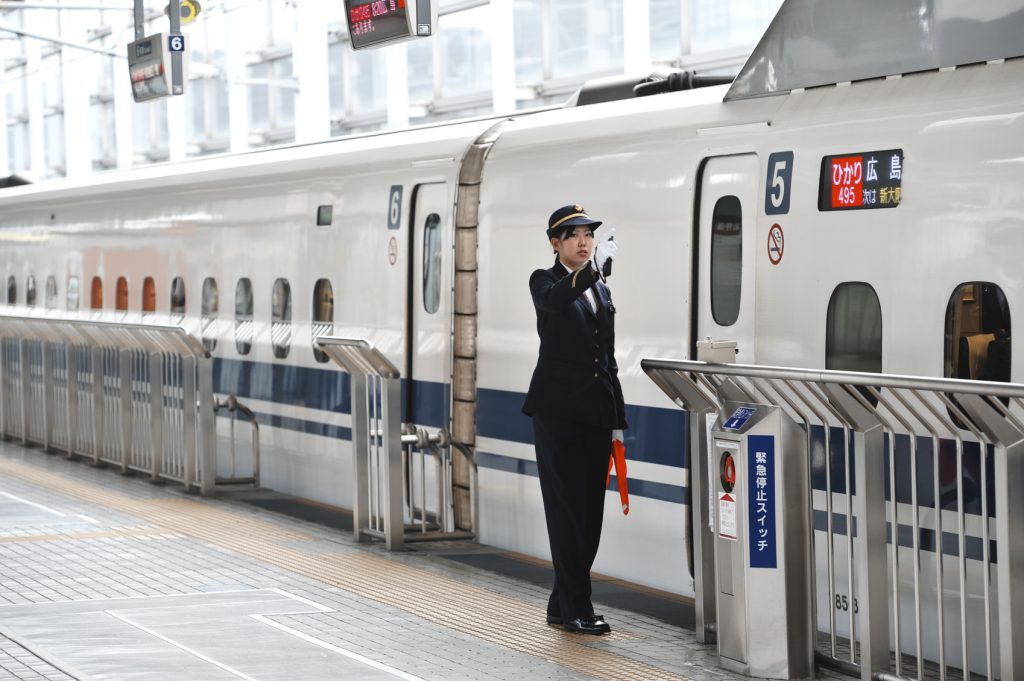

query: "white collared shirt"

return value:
[561, 261, 597, 314]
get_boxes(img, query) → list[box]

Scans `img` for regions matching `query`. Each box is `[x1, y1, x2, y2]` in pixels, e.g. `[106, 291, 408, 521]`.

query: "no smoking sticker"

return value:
[768, 223, 784, 265]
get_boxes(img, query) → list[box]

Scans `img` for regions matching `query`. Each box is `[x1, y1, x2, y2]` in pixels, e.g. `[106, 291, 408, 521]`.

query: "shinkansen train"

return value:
[1, 1, 1023, 675]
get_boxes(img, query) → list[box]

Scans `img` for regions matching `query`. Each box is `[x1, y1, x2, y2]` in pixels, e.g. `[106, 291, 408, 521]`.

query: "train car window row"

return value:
[271, 278, 292, 359]
[44, 276, 57, 309]
[826, 282, 882, 375]
[142, 277, 156, 315]
[170, 277, 186, 322]
[67, 276, 79, 311]
[944, 282, 1010, 383]
[711, 195, 742, 326]
[235, 278, 254, 355]
[312, 278, 334, 364]
[202, 277, 218, 352]
[423, 213, 442, 315]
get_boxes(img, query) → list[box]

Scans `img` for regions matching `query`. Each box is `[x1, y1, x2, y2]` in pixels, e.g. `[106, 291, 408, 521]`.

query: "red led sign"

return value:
[819, 149, 903, 211]
[345, 0, 411, 48]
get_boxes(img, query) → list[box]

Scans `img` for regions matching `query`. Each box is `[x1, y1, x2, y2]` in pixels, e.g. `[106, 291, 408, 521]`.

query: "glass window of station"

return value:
[2, 1, 782, 173]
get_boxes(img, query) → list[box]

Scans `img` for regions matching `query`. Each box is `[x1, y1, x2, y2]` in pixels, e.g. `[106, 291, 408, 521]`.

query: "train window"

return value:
[312, 278, 334, 363]
[423, 213, 442, 314]
[25, 276, 36, 307]
[44, 276, 57, 309]
[170, 276, 186, 321]
[235, 278, 253, 356]
[142, 277, 156, 315]
[826, 283, 882, 373]
[271, 278, 292, 359]
[67, 276, 79, 311]
[944, 283, 1010, 383]
[115, 277, 128, 312]
[7, 276, 16, 305]
[201, 277, 218, 352]
[710, 196, 742, 326]
[90, 276, 102, 310]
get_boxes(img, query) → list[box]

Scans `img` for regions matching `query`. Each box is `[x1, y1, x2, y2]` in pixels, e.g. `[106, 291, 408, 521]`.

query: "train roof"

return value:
[727, 0, 1024, 101]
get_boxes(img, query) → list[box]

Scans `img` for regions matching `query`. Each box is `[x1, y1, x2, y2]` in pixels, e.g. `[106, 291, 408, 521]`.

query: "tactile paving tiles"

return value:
[0, 457, 692, 681]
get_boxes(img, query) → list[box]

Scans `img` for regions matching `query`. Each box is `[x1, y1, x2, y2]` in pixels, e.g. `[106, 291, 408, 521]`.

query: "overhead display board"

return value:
[345, 0, 432, 50]
[818, 149, 903, 211]
[129, 34, 169, 102]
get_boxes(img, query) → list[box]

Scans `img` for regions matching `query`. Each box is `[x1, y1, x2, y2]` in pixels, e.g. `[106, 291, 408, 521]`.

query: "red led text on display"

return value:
[819, 149, 903, 211]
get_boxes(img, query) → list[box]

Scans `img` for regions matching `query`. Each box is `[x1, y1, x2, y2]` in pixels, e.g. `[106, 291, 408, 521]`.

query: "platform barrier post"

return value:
[149, 352, 164, 480]
[41, 341, 54, 451]
[381, 373, 404, 551]
[19, 339, 29, 445]
[689, 411, 717, 644]
[66, 344, 78, 457]
[91, 346, 103, 463]
[350, 371, 371, 542]
[197, 356, 215, 495]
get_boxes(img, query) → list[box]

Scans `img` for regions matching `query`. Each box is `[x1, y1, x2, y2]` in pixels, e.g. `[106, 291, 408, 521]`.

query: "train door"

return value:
[694, 155, 759, 363]
[406, 182, 451, 429]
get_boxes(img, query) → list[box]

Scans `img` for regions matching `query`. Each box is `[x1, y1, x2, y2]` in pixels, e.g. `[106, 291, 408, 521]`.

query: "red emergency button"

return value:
[720, 452, 736, 493]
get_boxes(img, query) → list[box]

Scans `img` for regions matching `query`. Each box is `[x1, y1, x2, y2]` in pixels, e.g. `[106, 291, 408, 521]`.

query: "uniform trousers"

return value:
[532, 413, 611, 621]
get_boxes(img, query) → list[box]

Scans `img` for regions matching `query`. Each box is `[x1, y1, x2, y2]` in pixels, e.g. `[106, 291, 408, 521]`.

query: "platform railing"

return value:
[0, 313, 216, 494]
[642, 358, 1024, 681]
[315, 336, 474, 550]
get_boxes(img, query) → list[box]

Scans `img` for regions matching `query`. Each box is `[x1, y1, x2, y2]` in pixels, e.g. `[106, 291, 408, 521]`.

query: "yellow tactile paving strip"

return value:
[0, 527, 177, 543]
[0, 458, 692, 681]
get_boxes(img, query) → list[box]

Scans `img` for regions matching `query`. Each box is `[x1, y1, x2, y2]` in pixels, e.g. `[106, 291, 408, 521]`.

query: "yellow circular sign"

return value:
[180, 0, 200, 24]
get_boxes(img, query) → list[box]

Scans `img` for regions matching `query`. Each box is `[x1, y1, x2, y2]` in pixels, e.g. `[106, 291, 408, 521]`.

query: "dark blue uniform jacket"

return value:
[522, 261, 628, 430]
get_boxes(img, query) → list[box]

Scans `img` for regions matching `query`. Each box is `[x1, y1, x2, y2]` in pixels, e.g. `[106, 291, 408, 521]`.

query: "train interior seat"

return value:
[958, 332, 995, 380]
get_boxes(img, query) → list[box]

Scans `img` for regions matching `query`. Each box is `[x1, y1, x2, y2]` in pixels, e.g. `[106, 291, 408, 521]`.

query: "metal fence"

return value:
[315, 336, 475, 550]
[0, 314, 217, 494]
[642, 358, 1024, 681]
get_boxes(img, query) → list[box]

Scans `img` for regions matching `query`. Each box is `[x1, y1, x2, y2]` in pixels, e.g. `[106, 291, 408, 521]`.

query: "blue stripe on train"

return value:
[812, 510, 997, 563]
[473, 450, 688, 505]
[213, 358, 996, 521]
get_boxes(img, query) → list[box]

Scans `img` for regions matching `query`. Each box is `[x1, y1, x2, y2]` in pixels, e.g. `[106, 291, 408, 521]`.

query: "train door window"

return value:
[944, 282, 1010, 382]
[271, 278, 292, 359]
[234, 278, 254, 356]
[6, 276, 15, 305]
[142, 277, 156, 316]
[710, 196, 742, 326]
[311, 278, 333, 363]
[826, 282, 882, 373]
[44, 276, 57, 309]
[67, 276, 79, 311]
[422, 213, 442, 314]
[90, 276, 102, 310]
[115, 277, 128, 312]
[201, 277, 218, 352]
[170, 276, 186, 322]
[25, 276, 36, 307]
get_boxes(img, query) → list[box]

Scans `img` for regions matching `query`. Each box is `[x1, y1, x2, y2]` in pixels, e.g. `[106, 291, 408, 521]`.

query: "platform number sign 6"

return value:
[387, 185, 403, 230]
[764, 151, 794, 215]
[168, 34, 185, 52]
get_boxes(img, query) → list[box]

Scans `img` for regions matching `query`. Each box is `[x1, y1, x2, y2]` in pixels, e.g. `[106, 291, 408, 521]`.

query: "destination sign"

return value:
[819, 149, 903, 211]
[346, 0, 430, 50]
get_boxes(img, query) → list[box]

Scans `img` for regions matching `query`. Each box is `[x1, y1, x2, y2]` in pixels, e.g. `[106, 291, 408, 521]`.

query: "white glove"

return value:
[593, 228, 618, 271]
[612, 429, 624, 442]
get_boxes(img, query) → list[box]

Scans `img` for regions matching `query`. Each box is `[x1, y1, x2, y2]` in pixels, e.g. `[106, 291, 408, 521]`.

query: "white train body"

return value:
[1, 5, 1023, 673]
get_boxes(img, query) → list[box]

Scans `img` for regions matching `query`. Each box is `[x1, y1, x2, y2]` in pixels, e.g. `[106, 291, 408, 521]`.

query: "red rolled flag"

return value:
[605, 430, 629, 515]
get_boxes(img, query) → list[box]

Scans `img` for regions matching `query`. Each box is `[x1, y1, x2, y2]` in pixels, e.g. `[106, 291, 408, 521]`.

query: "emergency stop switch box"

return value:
[711, 401, 814, 680]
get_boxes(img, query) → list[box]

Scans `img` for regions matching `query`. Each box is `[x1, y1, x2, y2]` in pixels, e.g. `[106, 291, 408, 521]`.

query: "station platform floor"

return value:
[0, 440, 848, 681]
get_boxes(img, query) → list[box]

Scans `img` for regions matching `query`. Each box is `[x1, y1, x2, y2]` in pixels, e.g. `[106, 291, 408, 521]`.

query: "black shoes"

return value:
[548, 613, 611, 635]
